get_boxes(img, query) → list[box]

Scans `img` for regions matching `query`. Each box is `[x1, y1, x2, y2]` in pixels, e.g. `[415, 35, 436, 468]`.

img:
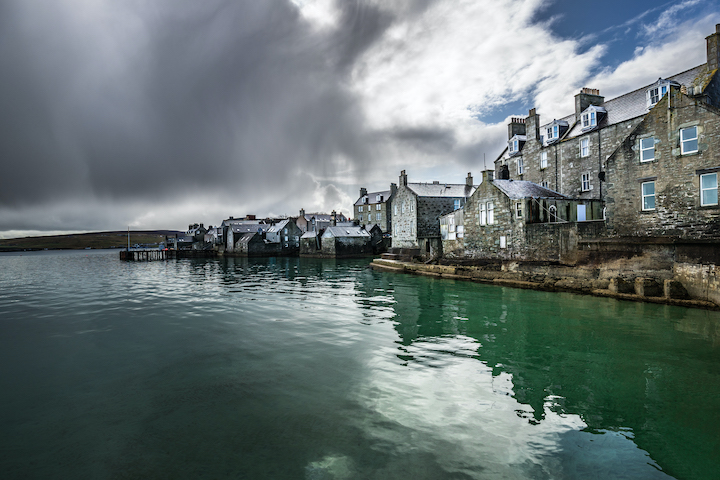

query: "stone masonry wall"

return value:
[417, 197, 458, 239]
[391, 186, 418, 248]
[604, 88, 720, 238]
[497, 109, 643, 200]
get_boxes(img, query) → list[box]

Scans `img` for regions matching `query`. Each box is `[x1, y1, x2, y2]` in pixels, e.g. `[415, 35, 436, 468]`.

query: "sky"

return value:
[0, 0, 718, 237]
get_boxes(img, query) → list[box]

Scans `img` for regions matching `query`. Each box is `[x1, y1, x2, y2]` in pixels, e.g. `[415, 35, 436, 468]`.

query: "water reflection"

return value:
[0, 251, 717, 479]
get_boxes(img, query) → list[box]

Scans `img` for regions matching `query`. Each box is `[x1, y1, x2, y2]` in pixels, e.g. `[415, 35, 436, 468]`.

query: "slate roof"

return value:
[559, 65, 706, 139]
[230, 223, 268, 233]
[322, 226, 370, 238]
[492, 180, 568, 200]
[301, 231, 318, 239]
[266, 219, 290, 233]
[407, 183, 476, 198]
[354, 190, 392, 206]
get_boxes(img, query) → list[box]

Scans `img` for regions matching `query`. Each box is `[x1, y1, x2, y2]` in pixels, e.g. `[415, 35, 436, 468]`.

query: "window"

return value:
[359, 206, 363, 212]
[480, 203, 486, 225]
[701, 173, 718, 206]
[401, 203, 405, 213]
[376, 204, 381, 211]
[454, 199, 460, 210]
[680, 126, 698, 154]
[582, 111, 596, 129]
[394, 205, 397, 215]
[517, 158, 524, 175]
[376, 194, 381, 202]
[580, 138, 589, 157]
[642, 181, 655, 210]
[541, 181, 549, 188]
[359, 215, 363, 222]
[515, 202, 522, 219]
[640, 137, 655, 162]
[581, 173, 591, 192]
[487, 202, 494, 224]
[376, 213, 382, 221]
[509, 139, 518, 153]
[499, 236, 507, 249]
[546, 125, 559, 140]
[648, 85, 668, 107]
[541, 151, 548, 169]
[410, 202, 414, 212]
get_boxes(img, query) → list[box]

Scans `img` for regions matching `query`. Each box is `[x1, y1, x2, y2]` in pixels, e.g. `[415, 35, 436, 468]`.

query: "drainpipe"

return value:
[598, 128, 602, 201]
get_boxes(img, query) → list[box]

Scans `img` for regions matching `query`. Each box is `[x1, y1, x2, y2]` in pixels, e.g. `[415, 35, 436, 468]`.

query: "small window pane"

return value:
[701, 173, 718, 206]
[642, 182, 655, 210]
[681, 126, 698, 154]
[640, 137, 655, 162]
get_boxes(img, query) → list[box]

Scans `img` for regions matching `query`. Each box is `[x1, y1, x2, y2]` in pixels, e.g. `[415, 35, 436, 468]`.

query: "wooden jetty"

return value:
[120, 249, 168, 261]
[120, 249, 217, 261]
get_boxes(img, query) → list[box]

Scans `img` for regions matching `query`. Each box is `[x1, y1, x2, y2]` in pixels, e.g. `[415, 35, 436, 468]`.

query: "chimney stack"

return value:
[526, 108, 540, 141]
[360, 187, 367, 198]
[466, 172, 473, 186]
[399, 170, 408, 186]
[707, 24, 720, 71]
[299, 208, 305, 217]
[575, 88, 604, 121]
[508, 117, 526, 140]
[331, 210, 337, 226]
[390, 183, 397, 197]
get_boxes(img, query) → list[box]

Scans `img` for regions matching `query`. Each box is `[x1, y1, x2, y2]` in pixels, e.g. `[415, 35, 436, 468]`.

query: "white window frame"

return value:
[580, 138, 589, 157]
[581, 111, 596, 129]
[401, 203, 405, 213]
[376, 213, 382, 221]
[515, 202, 522, 219]
[376, 194, 381, 202]
[517, 157, 524, 175]
[541, 151, 548, 169]
[640, 137, 655, 162]
[641, 181, 656, 211]
[680, 126, 698, 155]
[648, 84, 668, 107]
[581, 173, 591, 192]
[700, 173, 718, 206]
[479, 203, 487, 225]
[376, 204, 381, 211]
[541, 181, 549, 188]
[358, 206, 363, 212]
[454, 199, 460, 210]
[487, 202, 494, 225]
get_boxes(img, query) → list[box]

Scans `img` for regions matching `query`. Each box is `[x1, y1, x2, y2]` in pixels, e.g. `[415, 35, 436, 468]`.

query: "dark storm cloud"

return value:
[0, 0, 400, 220]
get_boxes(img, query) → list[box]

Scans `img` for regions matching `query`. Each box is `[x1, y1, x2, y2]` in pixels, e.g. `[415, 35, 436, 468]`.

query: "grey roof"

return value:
[323, 226, 370, 238]
[300, 231, 318, 239]
[303, 213, 347, 222]
[562, 64, 705, 139]
[354, 189, 392, 206]
[266, 219, 290, 233]
[231, 223, 268, 233]
[407, 183, 476, 198]
[492, 180, 568, 200]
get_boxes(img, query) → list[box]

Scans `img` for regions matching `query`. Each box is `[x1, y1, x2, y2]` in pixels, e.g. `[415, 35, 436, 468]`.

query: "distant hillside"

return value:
[0, 230, 182, 252]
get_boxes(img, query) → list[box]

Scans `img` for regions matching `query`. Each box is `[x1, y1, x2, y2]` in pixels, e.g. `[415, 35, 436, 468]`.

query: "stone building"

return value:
[354, 185, 396, 233]
[439, 208, 465, 258]
[495, 25, 720, 204]
[296, 210, 348, 233]
[391, 170, 476, 258]
[463, 170, 604, 261]
[604, 83, 720, 238]
[321, 226, 372, 257]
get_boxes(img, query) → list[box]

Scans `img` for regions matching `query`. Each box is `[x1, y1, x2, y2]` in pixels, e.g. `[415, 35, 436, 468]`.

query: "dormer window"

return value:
[542, 120, 568, 145]
[580, 105, 606, 132]
[646, 79, 678, 108]
[507, 135, 526, 157]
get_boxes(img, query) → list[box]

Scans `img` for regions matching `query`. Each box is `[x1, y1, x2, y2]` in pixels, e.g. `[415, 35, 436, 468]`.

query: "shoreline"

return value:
[370, 258, 720, 311]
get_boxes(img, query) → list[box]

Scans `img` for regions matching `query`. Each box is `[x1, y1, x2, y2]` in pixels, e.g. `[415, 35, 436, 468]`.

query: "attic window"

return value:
[646, 79, 676, 108]
[543, 120, 568, 145]
[580, 105, 606, 132]
[509, 139, 518, 153]
[508, 135, 526, 156]
[546, 125, 559, 141]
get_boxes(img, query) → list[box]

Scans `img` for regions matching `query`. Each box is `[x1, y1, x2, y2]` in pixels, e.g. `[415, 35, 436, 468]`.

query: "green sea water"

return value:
[0, 249, 718, 479]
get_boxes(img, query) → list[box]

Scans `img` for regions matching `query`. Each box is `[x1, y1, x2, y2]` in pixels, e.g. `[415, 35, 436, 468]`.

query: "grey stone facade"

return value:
[604, 87, 720, 238]
[391, 170, 476, 258]
[354, 185, 396, 233]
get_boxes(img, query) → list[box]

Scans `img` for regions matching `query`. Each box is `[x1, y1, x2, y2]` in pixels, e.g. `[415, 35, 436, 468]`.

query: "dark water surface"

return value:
[1, 250, 719, 479]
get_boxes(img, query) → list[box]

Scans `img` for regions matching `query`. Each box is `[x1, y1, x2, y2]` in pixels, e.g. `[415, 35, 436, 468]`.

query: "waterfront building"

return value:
[296, 209, 348, 233]
[391, 170, 476, 259]
[353, 185, 396, 233]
